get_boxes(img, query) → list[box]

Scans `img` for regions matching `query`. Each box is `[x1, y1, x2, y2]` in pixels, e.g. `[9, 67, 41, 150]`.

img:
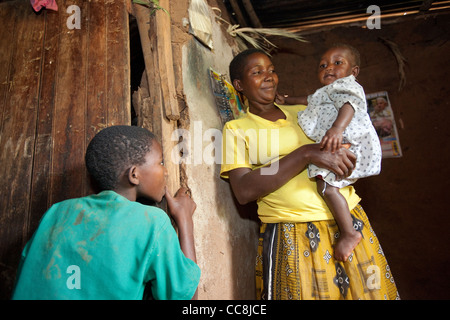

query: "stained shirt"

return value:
[12, 191, 200, 300]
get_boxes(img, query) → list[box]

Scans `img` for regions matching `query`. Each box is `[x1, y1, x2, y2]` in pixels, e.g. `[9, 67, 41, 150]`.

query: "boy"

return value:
[12, 125, 200, 299]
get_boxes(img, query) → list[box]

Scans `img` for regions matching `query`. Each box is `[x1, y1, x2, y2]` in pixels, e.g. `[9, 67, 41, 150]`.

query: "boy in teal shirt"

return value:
[12, 125, 200, 300]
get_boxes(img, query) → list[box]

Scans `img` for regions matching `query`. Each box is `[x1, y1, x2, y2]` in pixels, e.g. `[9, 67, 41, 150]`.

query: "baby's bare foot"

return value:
[334, 232, 362, 261]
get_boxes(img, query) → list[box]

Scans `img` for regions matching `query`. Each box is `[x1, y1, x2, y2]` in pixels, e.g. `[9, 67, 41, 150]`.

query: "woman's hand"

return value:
[228, 143, 356, 205]
[306, 143, 356, 180]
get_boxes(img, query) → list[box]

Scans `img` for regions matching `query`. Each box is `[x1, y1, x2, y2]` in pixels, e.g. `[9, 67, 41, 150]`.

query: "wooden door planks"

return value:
[85, 0, 108, 152]
[0, 1, 46, 296]
[105, 0, 131, 128]
[29, 8, 60, 233]
[50, 0, 89, 205]
[0, 0, 131, 298]
[0, 2, 17, 134]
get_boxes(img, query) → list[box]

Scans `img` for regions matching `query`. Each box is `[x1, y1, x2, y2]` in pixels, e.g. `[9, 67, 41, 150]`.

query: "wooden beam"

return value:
[228, 0, 248, 27]
[242, 0, 262, 28]
[133, 2, 180, 196]
[156, 0, 180, 121]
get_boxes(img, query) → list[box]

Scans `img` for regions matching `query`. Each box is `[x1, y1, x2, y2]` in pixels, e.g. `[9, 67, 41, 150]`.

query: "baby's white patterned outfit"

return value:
[298, 75, 382, 188]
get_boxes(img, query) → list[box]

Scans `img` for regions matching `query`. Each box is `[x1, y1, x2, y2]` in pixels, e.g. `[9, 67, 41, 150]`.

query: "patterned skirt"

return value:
[255, 205, 400, 300]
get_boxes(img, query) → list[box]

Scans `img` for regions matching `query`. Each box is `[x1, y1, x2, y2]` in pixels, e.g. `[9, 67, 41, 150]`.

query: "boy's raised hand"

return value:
[165, 186, 198, 299]
[165, 186, 196, 225]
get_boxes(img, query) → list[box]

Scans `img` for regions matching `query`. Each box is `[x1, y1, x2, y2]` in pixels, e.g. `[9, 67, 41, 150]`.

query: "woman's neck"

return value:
[249, 102, 286, 122]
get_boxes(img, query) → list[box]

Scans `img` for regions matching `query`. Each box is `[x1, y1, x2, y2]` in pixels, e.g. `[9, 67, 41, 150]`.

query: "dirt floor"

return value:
[270, 12, 450, 299]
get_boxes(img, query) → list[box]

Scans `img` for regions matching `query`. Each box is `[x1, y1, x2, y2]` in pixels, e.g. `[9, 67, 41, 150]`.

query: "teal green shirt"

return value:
[12, 191, 200, 300]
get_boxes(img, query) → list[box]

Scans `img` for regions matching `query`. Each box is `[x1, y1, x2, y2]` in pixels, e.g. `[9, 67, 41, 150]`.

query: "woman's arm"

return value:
[228, 143, 356, 205]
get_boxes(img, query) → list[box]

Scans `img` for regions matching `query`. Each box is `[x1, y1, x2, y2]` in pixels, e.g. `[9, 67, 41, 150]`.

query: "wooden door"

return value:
[0, 0, 130, 298]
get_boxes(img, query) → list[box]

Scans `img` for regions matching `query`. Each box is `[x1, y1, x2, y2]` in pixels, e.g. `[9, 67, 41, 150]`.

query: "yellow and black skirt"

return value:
[255, 205, 400, 300]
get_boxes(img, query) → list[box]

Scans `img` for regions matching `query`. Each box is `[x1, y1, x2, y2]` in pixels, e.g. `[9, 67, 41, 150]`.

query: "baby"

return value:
[279, 44, 381, 261]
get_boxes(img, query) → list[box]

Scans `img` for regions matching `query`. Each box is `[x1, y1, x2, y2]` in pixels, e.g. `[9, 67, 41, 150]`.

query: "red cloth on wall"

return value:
[31, 0, 58, 12]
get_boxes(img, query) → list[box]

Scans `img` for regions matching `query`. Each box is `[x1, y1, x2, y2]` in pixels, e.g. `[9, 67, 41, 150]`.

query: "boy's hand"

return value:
[165, 187, 196, 225]
[320, 126, 344, 153]
[165, 186, 199, 300]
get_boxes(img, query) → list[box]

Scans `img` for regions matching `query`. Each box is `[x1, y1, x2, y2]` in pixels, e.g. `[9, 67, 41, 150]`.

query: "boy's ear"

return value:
[352, 65, 360, 78]
[128, 166, 139, 186]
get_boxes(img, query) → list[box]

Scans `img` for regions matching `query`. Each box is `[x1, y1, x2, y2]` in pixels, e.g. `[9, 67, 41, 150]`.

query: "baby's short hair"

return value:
[328, 43, 361, 67]
[229, 48, 268, 83]
[85, 125, 156, 191]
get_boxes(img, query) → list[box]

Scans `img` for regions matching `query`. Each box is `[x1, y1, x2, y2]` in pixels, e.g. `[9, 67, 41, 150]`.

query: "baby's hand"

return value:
[275, 93, 287, 105]
[320, 127, 344, 153]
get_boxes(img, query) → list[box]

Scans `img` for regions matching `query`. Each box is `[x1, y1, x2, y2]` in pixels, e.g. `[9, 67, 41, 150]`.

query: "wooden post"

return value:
[133, 2, 180, 196]
[155, 0, 180, 121]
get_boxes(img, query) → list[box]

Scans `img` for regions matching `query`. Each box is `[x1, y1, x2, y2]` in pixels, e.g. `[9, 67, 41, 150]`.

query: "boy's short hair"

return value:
[85, 125, 156, 191]
[229, 48, 268, 83]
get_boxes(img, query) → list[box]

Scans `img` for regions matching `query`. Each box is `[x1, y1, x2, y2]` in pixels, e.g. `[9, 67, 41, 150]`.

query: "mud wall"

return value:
[172, 1, 259, 299]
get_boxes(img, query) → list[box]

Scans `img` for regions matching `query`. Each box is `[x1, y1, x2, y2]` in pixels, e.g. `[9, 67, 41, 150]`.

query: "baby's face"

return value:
[318, 47, 358, 86]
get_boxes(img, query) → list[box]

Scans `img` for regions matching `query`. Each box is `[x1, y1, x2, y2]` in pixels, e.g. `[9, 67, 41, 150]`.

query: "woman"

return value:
[220, 49, 399, 300]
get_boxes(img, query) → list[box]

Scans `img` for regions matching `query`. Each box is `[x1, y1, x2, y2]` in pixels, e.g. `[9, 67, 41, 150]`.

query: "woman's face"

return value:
[233, 52, 279, 105]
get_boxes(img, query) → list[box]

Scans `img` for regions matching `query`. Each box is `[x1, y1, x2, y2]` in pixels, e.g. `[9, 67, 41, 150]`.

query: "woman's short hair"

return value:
[229, 48, 268, 83]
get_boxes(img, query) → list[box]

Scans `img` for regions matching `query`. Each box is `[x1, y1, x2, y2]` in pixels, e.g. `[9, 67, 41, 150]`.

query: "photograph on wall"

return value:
[209, 68, 245, 124]
[366, 91, 402, 158]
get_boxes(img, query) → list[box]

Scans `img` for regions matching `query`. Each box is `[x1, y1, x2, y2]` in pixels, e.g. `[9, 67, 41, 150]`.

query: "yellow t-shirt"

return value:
[220, 104, 361, 223]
